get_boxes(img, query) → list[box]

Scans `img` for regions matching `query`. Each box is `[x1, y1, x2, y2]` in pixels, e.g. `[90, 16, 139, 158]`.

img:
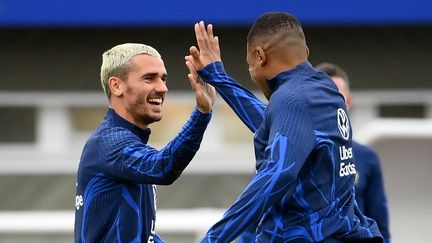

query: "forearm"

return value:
[201, 167, 296, 242]
[164, 107, 212, 175]
[112, 108, 211, 184]
[198, 62, 265, 132]
[201, 134, 298, 242]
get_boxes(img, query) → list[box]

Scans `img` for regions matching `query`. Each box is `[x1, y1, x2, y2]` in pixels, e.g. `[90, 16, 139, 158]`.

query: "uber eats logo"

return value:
[338, 145, 356, 177]
[337, 108, 356, 177]
[339, 162, 357, 177]
[338, 146, 356, 177]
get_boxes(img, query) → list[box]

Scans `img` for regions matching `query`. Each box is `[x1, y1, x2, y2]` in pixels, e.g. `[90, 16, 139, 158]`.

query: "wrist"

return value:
[198, 62, 226, 81]
[197, 106, 212, 114]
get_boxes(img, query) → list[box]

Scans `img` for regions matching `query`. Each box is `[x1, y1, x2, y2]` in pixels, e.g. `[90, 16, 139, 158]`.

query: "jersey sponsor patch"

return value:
[337, 108, 350, 140]
[339, 162, 357, 177]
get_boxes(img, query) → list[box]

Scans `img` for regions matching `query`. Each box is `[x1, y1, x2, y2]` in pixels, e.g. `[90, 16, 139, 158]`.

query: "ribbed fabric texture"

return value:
[75, 107, 211, 242]
[198, 62, 383, 243]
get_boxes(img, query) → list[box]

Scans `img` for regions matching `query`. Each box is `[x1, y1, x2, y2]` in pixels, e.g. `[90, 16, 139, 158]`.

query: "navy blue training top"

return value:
[353, 141, 390, 242]
[239, 141, 391, 243]
[74, 108, 211, 243]
[197, 61, 382, 242]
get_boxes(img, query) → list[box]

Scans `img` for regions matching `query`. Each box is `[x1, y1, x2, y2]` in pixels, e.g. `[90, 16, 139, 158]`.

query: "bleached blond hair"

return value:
[100, 43, 161, 99]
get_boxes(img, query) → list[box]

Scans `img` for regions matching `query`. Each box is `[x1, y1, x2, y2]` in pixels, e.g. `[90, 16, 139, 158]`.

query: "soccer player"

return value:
[316, 62, 390, 243]
[74, 43, 215, 242]
[185, 12, 383, 242]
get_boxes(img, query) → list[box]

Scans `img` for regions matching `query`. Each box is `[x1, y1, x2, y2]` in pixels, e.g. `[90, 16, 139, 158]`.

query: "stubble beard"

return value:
[124, 86, 163, 127]
[127, 101, 162, 127]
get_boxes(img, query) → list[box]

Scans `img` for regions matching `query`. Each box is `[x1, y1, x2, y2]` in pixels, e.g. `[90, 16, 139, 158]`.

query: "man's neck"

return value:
[268, 57, 307, 80]
[109, 101, 148, 129]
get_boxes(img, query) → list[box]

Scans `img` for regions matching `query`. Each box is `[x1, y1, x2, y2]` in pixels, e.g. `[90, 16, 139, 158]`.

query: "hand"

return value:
[185, 59, 216, 114]
[189, 21, 222, 71]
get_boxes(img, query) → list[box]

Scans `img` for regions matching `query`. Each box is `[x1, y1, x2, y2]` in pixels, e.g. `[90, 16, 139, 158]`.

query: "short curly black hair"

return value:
[247, 12, 305, 47]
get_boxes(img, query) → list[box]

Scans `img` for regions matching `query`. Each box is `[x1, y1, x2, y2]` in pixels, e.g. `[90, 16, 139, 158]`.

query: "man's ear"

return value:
[256, 47, 267, 67]
[108, 77, 124, 97]
[346, 94, 353, 110]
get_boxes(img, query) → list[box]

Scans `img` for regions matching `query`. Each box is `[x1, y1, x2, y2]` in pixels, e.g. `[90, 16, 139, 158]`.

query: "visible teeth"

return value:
[148, 98, 162, 104]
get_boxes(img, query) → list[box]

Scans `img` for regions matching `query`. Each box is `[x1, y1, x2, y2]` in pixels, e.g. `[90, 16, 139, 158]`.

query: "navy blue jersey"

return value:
[353, 141, 390, 243]
[197, 62, 382, 242]
[238, 142, 391, 243]
[74, 108, 211, 243]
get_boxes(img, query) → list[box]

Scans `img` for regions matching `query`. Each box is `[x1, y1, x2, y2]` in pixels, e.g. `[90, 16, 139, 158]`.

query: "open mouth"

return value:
[147, 97, 163, 106]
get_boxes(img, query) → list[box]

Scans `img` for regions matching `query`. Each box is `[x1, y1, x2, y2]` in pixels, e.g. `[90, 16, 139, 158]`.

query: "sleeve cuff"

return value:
[192, 107, 212, 122]
[197, 62, 227, 83]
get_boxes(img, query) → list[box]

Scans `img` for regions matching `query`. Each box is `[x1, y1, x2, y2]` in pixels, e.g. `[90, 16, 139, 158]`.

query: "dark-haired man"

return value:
[185, 12, 383, 242]
[316, 62, 390, 243]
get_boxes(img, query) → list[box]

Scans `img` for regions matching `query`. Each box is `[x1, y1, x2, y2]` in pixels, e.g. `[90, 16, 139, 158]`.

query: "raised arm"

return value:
[96, 62, 215, 185]
[98, 107, 211, 185]
[186, 21, 266, 132]
[200, 98, 315, 242]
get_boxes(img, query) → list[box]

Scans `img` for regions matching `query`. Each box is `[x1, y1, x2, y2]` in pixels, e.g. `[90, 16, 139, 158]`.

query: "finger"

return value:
[185, 60, 198, 77]
[187, 73, 197, 91]
[199, 21, 208, 40]
[186, 60, 205, 90]
[199, 21, 211, 48]
[188, 71, 205, 98]
[207, 24, 214, 40]
[213, 36, 221, 58]
[189, 46, 204, 68]
[185, 55, 193, 63]
[195, 22, 206, 51]
[189, 46, 200, 59]
[185, 55, 199, 69]
[207, 24, 217, 53]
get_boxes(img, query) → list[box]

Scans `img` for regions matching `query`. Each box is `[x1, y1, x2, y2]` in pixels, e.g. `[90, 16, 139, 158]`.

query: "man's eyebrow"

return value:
[140, 72, 168, 78]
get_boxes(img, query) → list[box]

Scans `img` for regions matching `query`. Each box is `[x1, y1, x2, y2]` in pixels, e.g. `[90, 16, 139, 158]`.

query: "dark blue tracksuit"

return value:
[74, 108, 211, 242]
[197, 61, 383, 242]
[353, 141, 390, 242]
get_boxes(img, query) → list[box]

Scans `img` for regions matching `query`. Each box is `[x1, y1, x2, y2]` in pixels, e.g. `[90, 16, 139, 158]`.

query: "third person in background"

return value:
[316, 62, 390, 243]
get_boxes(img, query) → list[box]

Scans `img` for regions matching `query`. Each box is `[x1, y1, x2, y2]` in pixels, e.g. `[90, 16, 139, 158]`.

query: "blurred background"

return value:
[0, 0, 431, 242]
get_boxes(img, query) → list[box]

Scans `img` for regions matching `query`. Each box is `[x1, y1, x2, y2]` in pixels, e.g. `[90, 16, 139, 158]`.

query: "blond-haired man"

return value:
[74, 43, 215, 242]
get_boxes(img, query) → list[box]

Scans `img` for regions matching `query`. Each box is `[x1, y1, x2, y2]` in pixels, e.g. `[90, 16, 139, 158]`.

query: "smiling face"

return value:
[120, 54, 168, 127]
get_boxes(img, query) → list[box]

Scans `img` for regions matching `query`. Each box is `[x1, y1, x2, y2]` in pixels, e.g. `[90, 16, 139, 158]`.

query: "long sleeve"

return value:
[97, 108, 211, 185]
[200, 97, 315, 242]
[198, 62, 266, 133]
[364, 152, 390, 242]
[199, 62, 267, 242]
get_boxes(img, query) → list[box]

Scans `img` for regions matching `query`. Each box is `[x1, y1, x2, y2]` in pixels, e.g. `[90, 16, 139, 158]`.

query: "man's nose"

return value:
[155, 79, 168, 93]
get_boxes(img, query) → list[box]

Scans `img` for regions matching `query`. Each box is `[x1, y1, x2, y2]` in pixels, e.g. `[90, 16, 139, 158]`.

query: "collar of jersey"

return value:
[267, 61, 312, 92]
[106, 108, 151, 143]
